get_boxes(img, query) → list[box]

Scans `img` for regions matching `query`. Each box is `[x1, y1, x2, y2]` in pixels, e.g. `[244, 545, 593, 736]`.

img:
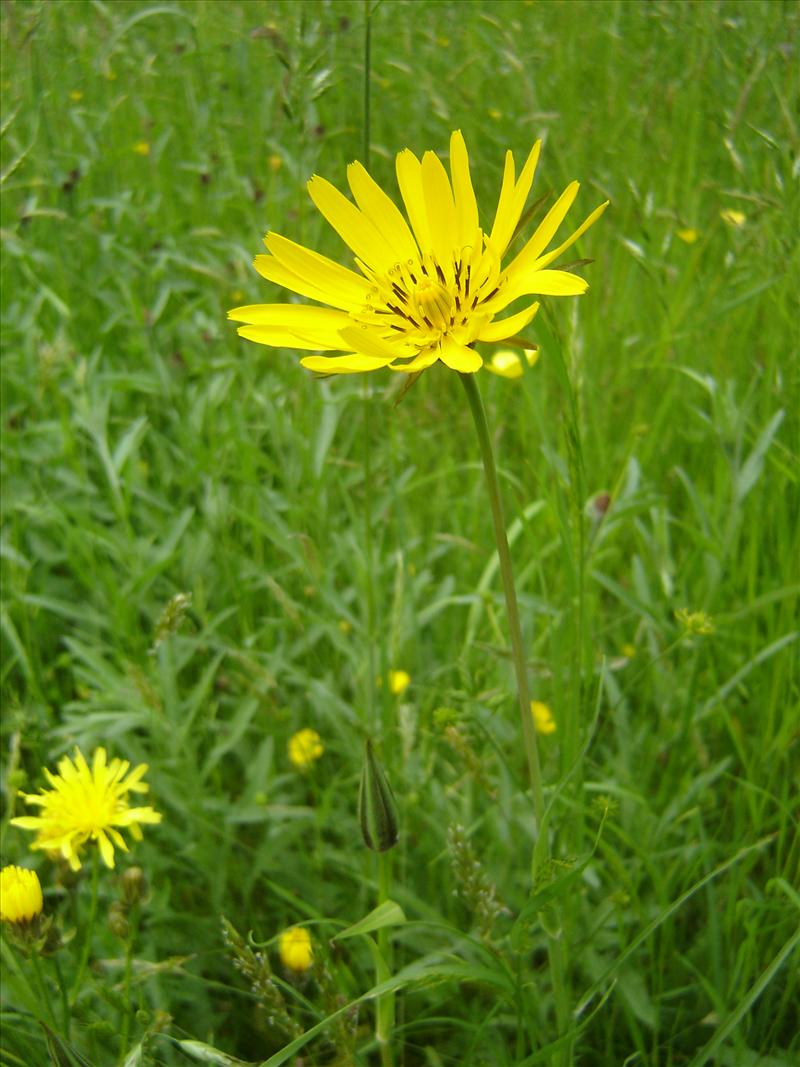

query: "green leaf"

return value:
[333, 900, 406, 942]
[176, 1039, 255, 1066]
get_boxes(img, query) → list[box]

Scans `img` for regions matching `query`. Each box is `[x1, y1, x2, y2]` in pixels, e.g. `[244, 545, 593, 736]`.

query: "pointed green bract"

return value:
[358, 740, 399, 853]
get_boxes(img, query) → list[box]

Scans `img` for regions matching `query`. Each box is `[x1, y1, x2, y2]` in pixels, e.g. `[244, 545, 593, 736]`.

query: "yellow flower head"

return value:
[531, 701, 556, 735]
[676, 228, 699, 244]
[229, 130, 608, 376]
[388, 669, 411, 696]
[278, 925, 313, 971]
[484, 347, 539, 379]
[288, 728, 324, 770]
[720, 208, 745, 228]
[0, 866, 43, 924]
[132, 141, 151, 157]
[10, 747, 162, 871]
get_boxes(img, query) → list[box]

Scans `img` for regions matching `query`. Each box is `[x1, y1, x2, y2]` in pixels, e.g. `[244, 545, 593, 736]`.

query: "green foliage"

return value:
[1, 1, 797, 1065]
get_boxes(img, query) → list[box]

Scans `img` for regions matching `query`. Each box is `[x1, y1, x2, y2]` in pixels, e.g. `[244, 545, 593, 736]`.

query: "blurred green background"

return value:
[1, 1, 798, 1064]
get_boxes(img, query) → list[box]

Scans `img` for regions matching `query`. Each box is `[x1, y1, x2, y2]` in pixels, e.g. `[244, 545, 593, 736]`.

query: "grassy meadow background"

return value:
[1, 0, 798, 1064]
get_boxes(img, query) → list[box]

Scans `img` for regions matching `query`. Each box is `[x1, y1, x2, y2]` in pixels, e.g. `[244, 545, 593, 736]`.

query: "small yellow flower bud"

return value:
[531, 701, 556, 735]
[278, 926, 313, 971]
[720, 209, 746, 227]
[288, 728, 324, 770]
[0, 865, 43, 925]
[388, 670, 410, 696]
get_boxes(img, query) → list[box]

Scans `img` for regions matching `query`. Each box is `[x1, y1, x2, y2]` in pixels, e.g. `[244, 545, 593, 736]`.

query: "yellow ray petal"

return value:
[449, 130, 479, 247]
[505, 181, 581, 281]
[477, 301, 539, 343]
[438, 337, 483, 372]
[389, 347, 440, 373]
[253, 255, 331, 306]
[301, 353, 393, 374]
[488, 139, 541, 257]
[487, 270, 588, 311]
[339, 324, 411, 362]
[421, 150, 458, 267]
[265, 233, 371, 306]
[228, 303, 351, 330]
[236, 325, 348, 351]
[347, 161, 419, 263]
[526, 199, 610, 272]
[488, 149, 516, 252]
[396, 149, 432, 253]
[307, 175, 391, 271]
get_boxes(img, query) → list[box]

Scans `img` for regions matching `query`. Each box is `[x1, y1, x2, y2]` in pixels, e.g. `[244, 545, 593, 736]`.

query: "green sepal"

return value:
[358, 739, 399, 852]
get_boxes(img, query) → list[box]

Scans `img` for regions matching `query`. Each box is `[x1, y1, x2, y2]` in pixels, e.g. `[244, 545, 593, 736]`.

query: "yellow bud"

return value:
[0, 866, 43, 924]
[278, 926, 313, 971]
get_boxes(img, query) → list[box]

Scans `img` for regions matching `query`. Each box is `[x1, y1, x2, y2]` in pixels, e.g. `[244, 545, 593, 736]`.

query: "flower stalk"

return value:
[460, 370, 572, 1061]
[459, 372, 545, 839]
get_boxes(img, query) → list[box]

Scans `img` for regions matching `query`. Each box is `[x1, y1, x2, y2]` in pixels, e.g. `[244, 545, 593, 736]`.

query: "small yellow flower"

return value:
[388, 670, 411, 696]
[229, 130, 607, 376]
[720, 209, 746, 228]
[69, 90, 83, 103]
[675, 608, 715, 636]
[531, 701, 556, 735]
[621, 643, 636, 659]
[10, 747, 162, 871]
[288, 728, 324, 770]
[268, 154, 283, 173]
[278, 925, 313, 971]
[337, 618, 353, 634]
[484, 347, 539, 379]
[132, 141, 151, 157]
[487, 108, 503, 121]
[0, 866, 43, 925]
[676, 228, 699, 244]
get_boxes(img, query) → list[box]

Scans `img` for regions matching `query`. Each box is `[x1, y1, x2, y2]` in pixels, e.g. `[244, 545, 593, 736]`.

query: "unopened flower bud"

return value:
[358, 739, 399, 852]
[121, 866, 147, 907]
[108, 900, 130, 939]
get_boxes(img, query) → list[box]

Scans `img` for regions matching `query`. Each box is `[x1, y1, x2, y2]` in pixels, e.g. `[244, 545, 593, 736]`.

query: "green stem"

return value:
[30, 950, 58, 1027]
[459, 372, 572, 1062]
[459, 373, 546, 834]
[70, 851, 100, 1005]
[361, 0, 378, 733]
[53, 954, 71, 1037]
[118, 907, 140, 1065]
[362, 0, 372, 169]
[376, 850, 394, 1067]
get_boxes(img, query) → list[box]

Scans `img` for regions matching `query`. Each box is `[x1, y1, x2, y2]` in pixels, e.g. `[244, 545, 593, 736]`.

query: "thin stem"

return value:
[459, 372, 572, 1063]
[376, 849, 394, 1067]
[70, 851, 100, 1005]
[459, 373, 546, 832]
[118, 906, 140, 1065]
[363, 0, 372, 169]
[361, 0, 377, 733]
[53, 954, 71, 1037]
[30, 950, 58, 1027]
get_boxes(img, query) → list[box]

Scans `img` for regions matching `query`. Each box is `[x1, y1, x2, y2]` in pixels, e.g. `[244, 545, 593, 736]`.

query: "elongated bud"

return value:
[358, 739, 399, 852]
